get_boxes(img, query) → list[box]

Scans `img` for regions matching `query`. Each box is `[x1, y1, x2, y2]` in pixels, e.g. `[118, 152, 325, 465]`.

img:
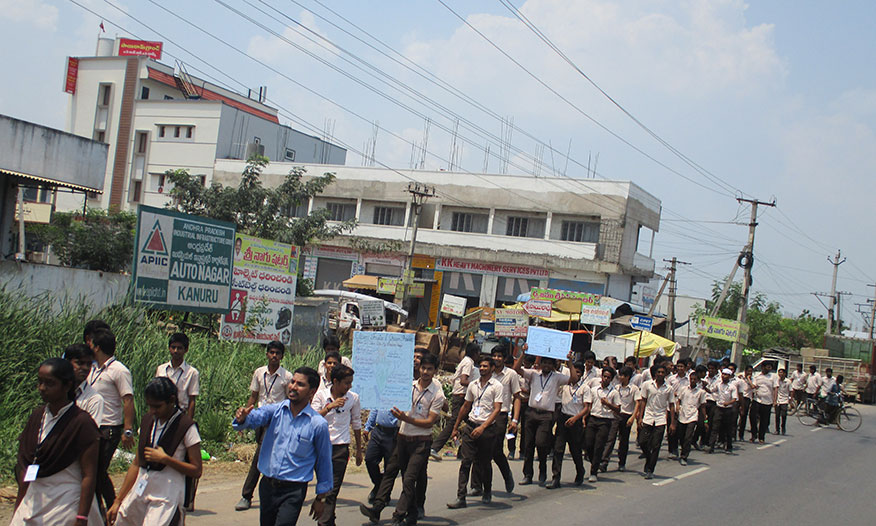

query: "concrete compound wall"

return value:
[0, 261, 130, 313]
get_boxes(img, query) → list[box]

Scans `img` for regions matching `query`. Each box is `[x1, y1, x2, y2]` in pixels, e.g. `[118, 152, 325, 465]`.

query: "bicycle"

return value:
[796, 397, 862, 432]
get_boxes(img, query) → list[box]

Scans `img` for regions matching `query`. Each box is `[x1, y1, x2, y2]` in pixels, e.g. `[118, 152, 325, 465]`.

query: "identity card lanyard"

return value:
[413, 386, 428, 413]
[89, 357, 115, 385]
[24, 408, 53, 482]
[264, 372, 279, 398]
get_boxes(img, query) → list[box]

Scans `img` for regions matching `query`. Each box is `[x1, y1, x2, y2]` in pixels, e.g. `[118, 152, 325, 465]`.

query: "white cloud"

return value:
[0, 0, 59, 30]
[247, 10, 339, 64]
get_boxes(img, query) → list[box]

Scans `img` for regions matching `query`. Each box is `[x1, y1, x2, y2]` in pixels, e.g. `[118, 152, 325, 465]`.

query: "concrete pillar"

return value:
[355, 197, 362, 221]
[544, 211, 552, 240]
[487, 207, 496, 235]
[480, 273, 498, 307]
[433, 203, 442, 230]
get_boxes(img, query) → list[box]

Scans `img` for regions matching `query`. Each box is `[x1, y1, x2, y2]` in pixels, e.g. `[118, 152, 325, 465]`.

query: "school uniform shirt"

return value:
[522, 368, 571, 411]
[753, 372, 778, 405]
[805, 372, 823, 395]
[630, 372, 644, 388]
[737, 376, 754, 400]
[87, 357, 133, 427]
[702, 374, 721, 402]
[401, 379, 446, 437]
[250, 366, 294, 407]
[790, 370, 807, 391]
[156, 361, 200, 412]
[465, 377, 503, 425]
[636, 380, 673, 426]
[617, 383, 640, 415]
[713, 380, 738, 407]
[589, 385, 622, 419]
[75, 380, 104, 426]
[451, 356, 478, 396]
[560, 378, 593, 417]
[317, 356, 353, 377]
[820, 376, 837, 398]
[581, 366, 602, 389]
[311, 389, 362, 445]
[776, 378, 793, 405]
[556, 365, 571, 399]
[675, 384, 707, 425]
[493, 366, 521, 413]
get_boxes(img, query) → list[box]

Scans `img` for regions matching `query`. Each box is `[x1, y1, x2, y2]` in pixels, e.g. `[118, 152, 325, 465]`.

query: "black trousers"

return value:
[471, 413, 513, 490]
[365, 425, 397, 493]
[551, 413, 584, 480]
[698, 401, 716, 446]
[677, 421, 698, 459]
[374, 436, 430, 522]
[318, 444, 349, 526]
[602, 412, 633, 468]
[775, 404, 788, 433]
[639, 423, 665, 474]
[97, 424, 123, 510]
[431, 394, 464, 453]
[583, 416, 613, 476]
[242, 426, 266, 499]
[709, 406, 736, 449]
[737, 397, 751, 440]
[754, 401, 772, 440]
[508, 398, 528, 456]
[748, 400, 761, 440]
[259, 478, 307, 526]
[522, 407, 554, 480]
[457, 420, 497, 499]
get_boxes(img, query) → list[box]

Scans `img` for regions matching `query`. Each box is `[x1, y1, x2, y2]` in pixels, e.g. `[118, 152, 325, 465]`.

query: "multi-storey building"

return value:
[213, 161, 661, 325]
[60, 37, 345, 212]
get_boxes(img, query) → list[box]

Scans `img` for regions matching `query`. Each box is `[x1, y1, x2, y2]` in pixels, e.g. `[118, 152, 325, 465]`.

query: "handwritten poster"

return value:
[352, 331, 415, 410]
[525, 326, 573, 360]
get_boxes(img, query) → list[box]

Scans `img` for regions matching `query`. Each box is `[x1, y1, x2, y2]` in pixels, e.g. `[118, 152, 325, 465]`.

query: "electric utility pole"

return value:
[869, 284, 876, 375]
[399, 182, 435, 323]
[730, 197, 775, 365]
[663, 257, 691, 342]
[826, 250, 846, 336]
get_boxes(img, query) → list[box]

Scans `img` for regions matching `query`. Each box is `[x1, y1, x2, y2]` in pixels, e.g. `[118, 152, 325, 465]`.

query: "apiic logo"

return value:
[140, 219, 169, 266]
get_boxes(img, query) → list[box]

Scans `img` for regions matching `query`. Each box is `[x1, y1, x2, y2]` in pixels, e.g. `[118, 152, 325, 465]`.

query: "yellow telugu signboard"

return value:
[696, 316, 749, 344]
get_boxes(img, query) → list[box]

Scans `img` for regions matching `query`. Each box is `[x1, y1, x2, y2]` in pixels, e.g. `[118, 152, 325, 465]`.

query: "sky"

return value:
[2, 0, 876, 328]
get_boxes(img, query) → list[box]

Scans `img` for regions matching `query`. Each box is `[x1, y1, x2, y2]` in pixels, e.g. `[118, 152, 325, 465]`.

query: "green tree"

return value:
[27, 209, 136, 273]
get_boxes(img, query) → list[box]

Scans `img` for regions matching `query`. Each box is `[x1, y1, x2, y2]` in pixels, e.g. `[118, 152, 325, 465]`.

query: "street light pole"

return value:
[399, 182, 435, 325]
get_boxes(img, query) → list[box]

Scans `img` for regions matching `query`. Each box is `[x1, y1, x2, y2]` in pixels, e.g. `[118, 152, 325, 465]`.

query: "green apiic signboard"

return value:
[132, 205, 237, 313]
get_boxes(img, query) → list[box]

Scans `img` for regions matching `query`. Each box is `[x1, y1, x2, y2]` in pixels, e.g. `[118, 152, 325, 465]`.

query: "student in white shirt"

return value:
[447, 356, 503, 508]
[737, 365, 755, 442]
[708, 368, 739, 453]
[667, 359, 690, 459]
[601, 366, 639, 472]
[311, 364, 363, 526]
[63, 344, 104, 426]
[431, 342, 480, 458]
[584, 368, 622, 483]
[319, 351, 342, 393]
[775, 368, 792, 435]
[805, 365, 822, 398]
[635, 363, 674, 479]
[550, 362, 590, 488]
[316, 334, 352, 378]
[673, 370, 707, 465]
[236, 341, 294, 512]
[819, 368, 837, 399]
[514, 349, 572, 486]
[580, 351, 602, 388]
[698, 361, 720, 449]
[790, 363, 807, 405]
[155, 333, 200, 420]
[751, 362, 779, 444]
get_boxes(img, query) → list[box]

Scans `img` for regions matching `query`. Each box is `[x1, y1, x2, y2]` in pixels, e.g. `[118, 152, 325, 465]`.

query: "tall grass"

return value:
[0, 286, 334, 483]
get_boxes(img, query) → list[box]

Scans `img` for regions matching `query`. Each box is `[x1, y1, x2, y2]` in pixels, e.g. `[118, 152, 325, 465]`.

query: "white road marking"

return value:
[811, 427, 823, 432]
[652, 466, 710, 486]
[757, 439, 787, 450]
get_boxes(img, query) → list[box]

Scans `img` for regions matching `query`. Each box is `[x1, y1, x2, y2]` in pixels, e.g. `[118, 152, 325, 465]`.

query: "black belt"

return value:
[375, 424, 398, 434]
[398, 434, 431, 443]
[529, 408, 552, 415]
[263, 477, 307, 488]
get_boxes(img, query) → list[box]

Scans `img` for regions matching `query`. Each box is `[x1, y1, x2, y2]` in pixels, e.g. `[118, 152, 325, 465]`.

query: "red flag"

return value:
[99, 22, 105, 32]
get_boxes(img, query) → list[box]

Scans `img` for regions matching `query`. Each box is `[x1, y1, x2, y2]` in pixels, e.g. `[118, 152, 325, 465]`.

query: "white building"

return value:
[60, 37, 345, 212]
[213, 161, 661, 325]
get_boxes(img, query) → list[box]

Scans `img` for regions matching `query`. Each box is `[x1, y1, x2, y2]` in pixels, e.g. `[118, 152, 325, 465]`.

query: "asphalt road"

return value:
[188, 403, 876, 525]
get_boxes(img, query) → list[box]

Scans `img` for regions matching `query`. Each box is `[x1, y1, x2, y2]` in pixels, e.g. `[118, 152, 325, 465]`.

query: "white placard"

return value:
[352, 331, 415, 410]
[525, 326, 573, 360]
[358, 300, 386, 328]
[440, 294, 467, 317]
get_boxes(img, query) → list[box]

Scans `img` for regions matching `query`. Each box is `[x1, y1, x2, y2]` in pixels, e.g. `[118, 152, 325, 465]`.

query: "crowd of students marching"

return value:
[12, 323, 843, 526]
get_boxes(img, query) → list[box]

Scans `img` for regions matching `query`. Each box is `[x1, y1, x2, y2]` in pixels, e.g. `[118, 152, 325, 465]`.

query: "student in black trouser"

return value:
[549, 362, 589, 488]
[775, 368, 792, 435]
[508, 354, 534, 459]
[751, 362, 778, 444]
[583, 368, 622, 484]
[666, 360, 689, 459]
[361, 353, 446, 526]
[447, 355, 503, 509]
[697, 362, 720, 448]
[364, 409, 398, 503]
[674, 369, 707, 465]
[634, 363, 674, 480]
[470, 345, 520, 495]
[708, 368, 739, 452]
[736, 365, 755, 441]
[601, 366, 639, 472]
[431, 343, 479, 459]
[513, 348, 572, 487]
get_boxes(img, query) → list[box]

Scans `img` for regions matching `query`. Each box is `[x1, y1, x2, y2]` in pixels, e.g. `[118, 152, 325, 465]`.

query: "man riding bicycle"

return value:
[817, 374, 844, 425]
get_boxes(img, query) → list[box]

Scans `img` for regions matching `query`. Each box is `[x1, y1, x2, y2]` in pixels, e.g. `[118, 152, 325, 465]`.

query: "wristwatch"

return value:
[123, 429, 134, 438]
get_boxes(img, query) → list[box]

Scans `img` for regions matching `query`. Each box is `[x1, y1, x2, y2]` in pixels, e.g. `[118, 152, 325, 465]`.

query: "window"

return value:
[288, 201, 308, 218]
[186, 126, 193, 139]
[326, 202, 355, 221]
[22, 186, 51, 203]
[159, 126, 166, 138]
[506, 216, 529, 237]
[198, 175, 207, 186]
[94, 130, 105, 143]
[136, 132, 148, 153]
[451, 212, 473, 232]
[131, 181, 142, 202]
[140, 86, 150, 100]
[285, 148, 296, 161]
[561, 220, 600, 243]
[156, 125, 193, 141]
[174, 126, 181, 138]
[100, 84, 111, 106]
[373, 206, 404, 226]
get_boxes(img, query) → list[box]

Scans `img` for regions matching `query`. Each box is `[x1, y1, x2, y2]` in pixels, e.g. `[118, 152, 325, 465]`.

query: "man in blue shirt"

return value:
[234, 366, 333, 526]
[363, 409, 399, 503]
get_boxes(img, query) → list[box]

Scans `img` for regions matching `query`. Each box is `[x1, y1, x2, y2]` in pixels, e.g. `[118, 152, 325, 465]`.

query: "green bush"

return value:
[0, 287, 326, 483]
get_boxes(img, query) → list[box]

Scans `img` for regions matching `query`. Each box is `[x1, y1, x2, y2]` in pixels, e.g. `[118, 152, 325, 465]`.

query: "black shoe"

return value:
[468, 488, 483, 497]
[417, 508, 425, 520]
[391, 520, 405, 526]
[546, 478, 561, 489]
[482, 493, 492, 504]
[617, 465, 626, 472]
[519, 477, 533, 486]
[538, 477, 547, 487]
[504, 477, 515, 493]
[446, 499, 467, 510]
[707, 446, 715, 454]
[644, 472, 654, 480]
[638, 453, 647, 459]
[360, 504, 381, 525]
